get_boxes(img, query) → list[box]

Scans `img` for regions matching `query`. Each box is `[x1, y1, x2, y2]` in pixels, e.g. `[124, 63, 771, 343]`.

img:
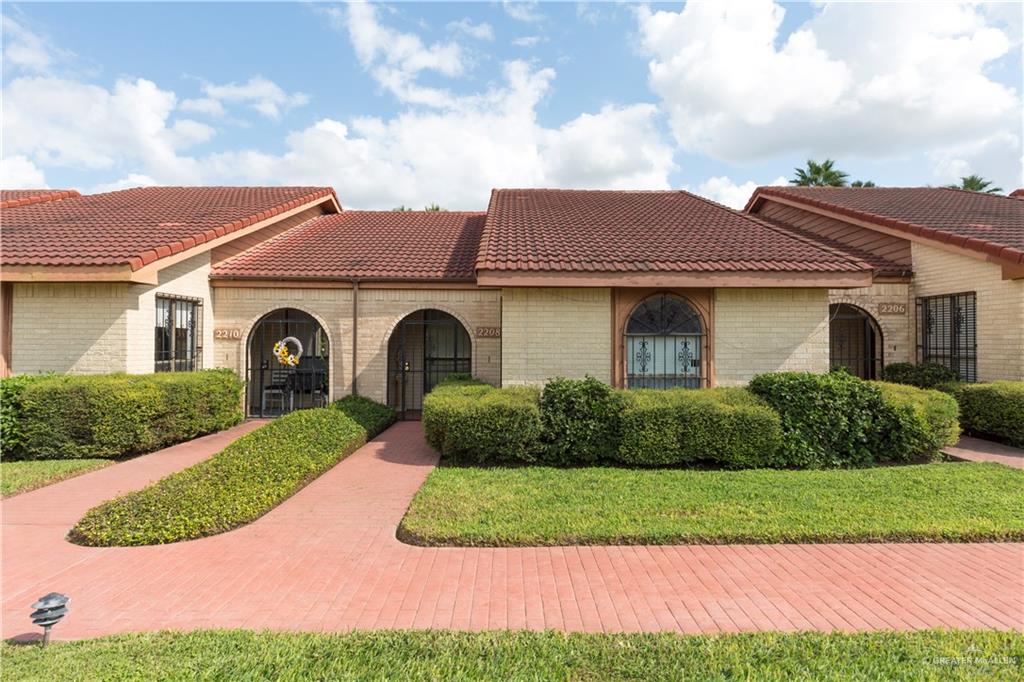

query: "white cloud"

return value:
[503, 1, 543, 23]
[512, 36, 545, 48]
[690, 175, 787, 210]
[179, 97, 227, 117]
[543, 104, 675, 189]
[636, 1, 1022, 188]
[6, 5, 675, 205]
[207, 61, 676, 209]
[91, 173, 158, 194]
[447, 18, 494, 41]
[336, 3, 465, 107]
[200, 76, 309, 119]
[0, 155, 48, 188]
[2, 76, 206, 183]
[1, 16, 69, 72]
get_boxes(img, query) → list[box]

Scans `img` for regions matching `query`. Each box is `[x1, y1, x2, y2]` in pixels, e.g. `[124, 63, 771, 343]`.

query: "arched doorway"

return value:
[388, 309, 471, 419]
[625, 293, 705, 389]
[829, 303, 883, 379]
[246, 308, 329, 417]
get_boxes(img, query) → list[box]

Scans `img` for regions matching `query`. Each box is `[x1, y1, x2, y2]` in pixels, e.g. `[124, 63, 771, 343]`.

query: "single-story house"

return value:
[2, 184, 1021, 418]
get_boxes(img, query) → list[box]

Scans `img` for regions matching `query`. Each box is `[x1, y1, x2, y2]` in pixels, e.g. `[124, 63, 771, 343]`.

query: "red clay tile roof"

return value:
[1010, 189, 1024, 199]
[2, 186, 336, 270]
[1, 189, 80, 209]
[211, 211, 486, 281]
[747, 187, 1024, 265]
[754, 215, 911, 278]
[477, 189, 872, 273]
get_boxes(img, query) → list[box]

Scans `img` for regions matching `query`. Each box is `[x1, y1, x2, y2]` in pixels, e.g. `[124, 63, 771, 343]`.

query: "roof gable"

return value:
[211, 211, 486, 282]
[746, 187, 1024, 265]
[1, 186, 338, 281]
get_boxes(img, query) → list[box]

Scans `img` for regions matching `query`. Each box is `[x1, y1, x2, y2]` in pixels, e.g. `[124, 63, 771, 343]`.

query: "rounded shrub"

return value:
[422, 381, 543, 464]
[945, 381, 1024, 447]
[748, 371, 886, 468]
[540, 377, 624, 465]
[871, 382, 960, 462]
[617, 388, 782, 468]
[882, 362, 959, 389]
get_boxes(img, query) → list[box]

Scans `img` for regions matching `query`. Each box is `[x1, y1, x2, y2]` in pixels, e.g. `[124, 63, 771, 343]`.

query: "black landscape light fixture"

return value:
[30, 592, 69, 645]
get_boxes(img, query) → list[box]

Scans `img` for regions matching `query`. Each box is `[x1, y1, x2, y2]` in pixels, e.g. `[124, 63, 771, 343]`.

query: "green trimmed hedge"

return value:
[424, 383, 543, 464]
[618, 388, 783, 468]
[540, 377, 624, 465]
[871, 382, 960, 462]
[881, 362, 959, 388]
[748, 371, 886, 468]
[14, 370, 243, 460]
[423, 374, 961, 468]
[333, 394, 397, 436]
[945, 381, 1024, 448]
[0, 373, 52, 457]
[69, 404, 386, 546]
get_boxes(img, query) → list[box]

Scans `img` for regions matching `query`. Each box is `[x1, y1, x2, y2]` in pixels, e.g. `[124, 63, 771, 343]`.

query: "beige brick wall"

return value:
[11, 282, 134, 373]
[714, 288, 830, 385]
[501, 287, 612, 385]
[355, 288, 501, 404]
[10, 252, 214, 374]
[212, 286, 501, 406]
[211, 286, 353, 400]
[911, 242, 1024, 381]
[125, 252, 215, 373]
[828, 282, 912, 366]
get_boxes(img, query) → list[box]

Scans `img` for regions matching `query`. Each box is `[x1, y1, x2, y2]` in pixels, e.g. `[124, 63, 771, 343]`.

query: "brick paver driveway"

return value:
[3, 421, 1022, 641]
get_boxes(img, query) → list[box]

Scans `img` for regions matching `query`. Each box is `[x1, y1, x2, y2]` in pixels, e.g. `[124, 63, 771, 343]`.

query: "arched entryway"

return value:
[246, 308, 330, 417]
[387, 309, 471, 419]
[625, 293, 705, 389]
[829, 303, 883, 379]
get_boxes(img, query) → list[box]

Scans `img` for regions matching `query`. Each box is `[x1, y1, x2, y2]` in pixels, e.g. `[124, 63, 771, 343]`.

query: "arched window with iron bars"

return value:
[625, 294, 704, 389]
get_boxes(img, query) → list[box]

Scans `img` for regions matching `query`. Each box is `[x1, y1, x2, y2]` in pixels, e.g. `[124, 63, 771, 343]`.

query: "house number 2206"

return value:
[879, 303, 906, 315]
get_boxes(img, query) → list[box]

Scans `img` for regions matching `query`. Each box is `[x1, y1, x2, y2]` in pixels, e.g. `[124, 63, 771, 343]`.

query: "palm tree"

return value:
[790, 159, 849, 187]
[424, 203, 445, 211]
[851, 180, 876, 188]
[947, 175, 1002, 194]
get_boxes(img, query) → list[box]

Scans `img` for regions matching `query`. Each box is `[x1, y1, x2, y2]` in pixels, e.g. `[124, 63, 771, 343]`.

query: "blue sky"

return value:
[2, 2, 1021, 209]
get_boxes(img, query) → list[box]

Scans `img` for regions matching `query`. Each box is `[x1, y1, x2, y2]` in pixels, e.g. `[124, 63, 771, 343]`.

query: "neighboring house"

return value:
[746, 187, 1024, 383]
[1, 185, 1020, 419]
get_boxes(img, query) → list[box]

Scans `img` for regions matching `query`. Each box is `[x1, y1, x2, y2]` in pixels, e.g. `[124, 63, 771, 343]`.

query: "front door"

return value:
[388, 310, 471, 419]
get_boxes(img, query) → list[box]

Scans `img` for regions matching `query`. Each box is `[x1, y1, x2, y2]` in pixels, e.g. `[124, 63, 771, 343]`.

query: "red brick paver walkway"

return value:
[3, 422, 1022, 641]
[945, 436, 1024, 469]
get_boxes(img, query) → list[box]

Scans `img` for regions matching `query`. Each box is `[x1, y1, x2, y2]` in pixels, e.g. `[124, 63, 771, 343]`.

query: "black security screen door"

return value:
[246, 308, 329, 417]
[625, 294, 705, 389]
[829, 304, 883, 379]
[388, 310, 471, 419]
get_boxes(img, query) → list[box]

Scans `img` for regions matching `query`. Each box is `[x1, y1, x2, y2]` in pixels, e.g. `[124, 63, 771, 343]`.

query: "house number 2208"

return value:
[475, 327, 501, 338]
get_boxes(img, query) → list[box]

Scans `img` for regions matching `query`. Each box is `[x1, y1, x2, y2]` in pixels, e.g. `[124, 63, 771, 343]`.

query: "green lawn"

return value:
[1, 459, 110, 497]
[399, 462, 1024, 546]
[3, 629, 1022, 681]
